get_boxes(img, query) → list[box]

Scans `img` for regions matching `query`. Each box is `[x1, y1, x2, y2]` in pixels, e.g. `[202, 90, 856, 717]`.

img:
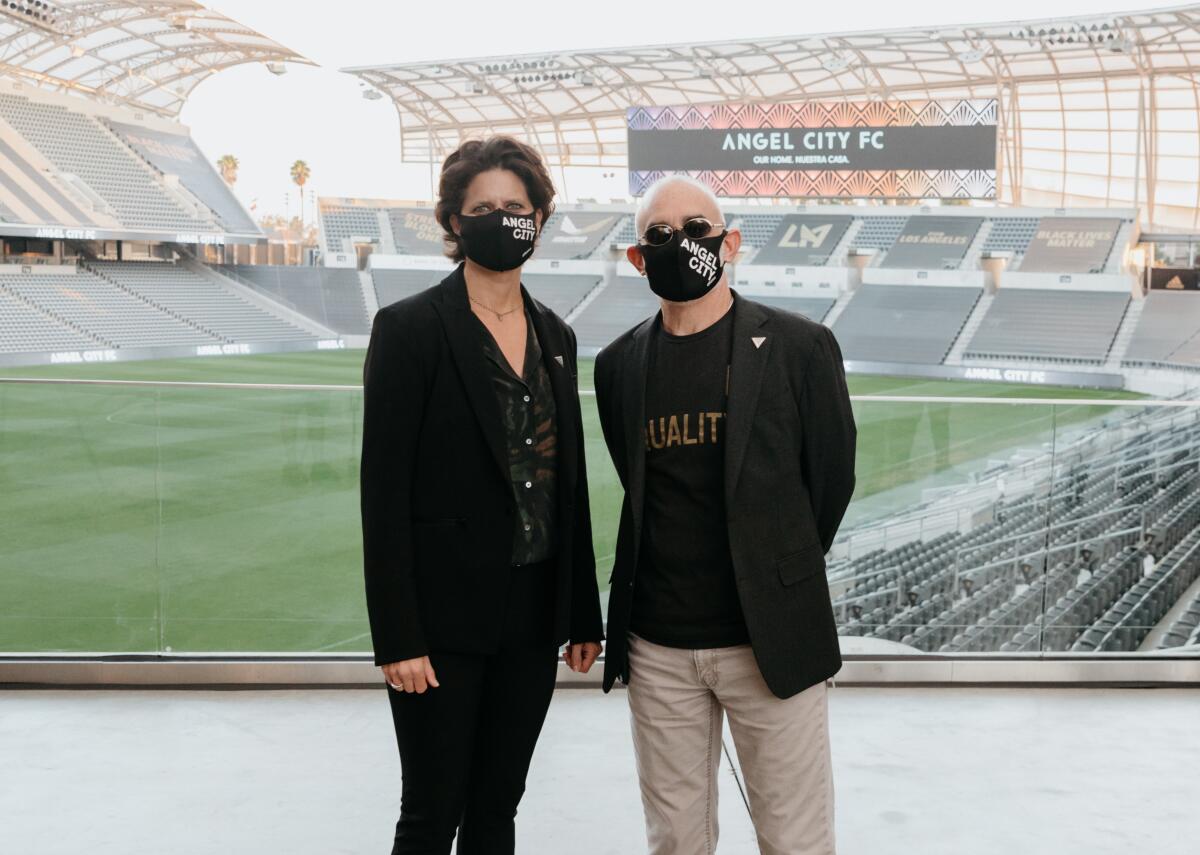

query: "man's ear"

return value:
[626, 244, 646, 276]
[721, 228, 742, 263]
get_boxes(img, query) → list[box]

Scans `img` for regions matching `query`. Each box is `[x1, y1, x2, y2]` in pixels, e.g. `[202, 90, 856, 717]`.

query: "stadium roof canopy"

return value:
[343, 3, 1200, 229]
[0, 0, 312, 117]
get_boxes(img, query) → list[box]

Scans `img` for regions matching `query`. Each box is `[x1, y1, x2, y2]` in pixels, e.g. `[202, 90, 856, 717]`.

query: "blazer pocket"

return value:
[776, 541, 826, 586]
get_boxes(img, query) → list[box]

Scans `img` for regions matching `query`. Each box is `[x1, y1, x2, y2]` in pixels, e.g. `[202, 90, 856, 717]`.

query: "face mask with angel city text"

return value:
[458, 209, 537, 271]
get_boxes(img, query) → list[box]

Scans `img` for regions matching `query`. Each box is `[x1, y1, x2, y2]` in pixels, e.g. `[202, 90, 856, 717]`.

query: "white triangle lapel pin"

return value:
[751, 336, 766, 350]
[554, 355, 564, 366]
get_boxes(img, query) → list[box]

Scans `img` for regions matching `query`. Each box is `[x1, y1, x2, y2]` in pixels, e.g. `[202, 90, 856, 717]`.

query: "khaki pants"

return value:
[626, 632, 835, 855]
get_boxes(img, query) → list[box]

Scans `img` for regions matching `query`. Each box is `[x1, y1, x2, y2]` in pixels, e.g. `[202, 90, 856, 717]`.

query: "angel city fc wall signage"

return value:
[880, 216, 983, 270]
[753, 215, 853, 266]
[627, 99, 996, 199]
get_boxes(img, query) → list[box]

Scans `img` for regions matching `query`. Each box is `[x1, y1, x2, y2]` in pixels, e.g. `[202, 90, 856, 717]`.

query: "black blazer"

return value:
[360, 263, 604, 666]
[594, 292, 857, 699]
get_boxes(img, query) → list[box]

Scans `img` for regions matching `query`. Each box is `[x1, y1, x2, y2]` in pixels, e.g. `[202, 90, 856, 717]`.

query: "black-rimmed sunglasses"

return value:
[640, 216, 725, 247]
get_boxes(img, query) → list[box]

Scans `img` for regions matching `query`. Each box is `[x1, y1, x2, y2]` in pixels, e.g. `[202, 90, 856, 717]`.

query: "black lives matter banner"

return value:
[1017, 218, 1122, 274]
[1150, 268, 1200, 290]
[627, 100, 997, 199]
[880, 217, 983, 270]
[388, 208, 445, 255]
[752, 215, 853, 266]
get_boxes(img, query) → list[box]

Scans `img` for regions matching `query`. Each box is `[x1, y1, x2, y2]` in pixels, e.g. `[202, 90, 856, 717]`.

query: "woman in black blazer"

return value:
[360, 135, 604, 855]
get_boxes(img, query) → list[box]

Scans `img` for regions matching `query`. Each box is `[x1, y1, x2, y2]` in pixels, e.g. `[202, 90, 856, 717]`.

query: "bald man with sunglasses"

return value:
[594, 175, 857, 854]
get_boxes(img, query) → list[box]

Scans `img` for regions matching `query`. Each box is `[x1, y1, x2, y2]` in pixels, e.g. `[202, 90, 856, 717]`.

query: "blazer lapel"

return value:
[623, 315, 657, 530]
[430, 266, 510, 486]
[525, 291, 578, 497]
[724, 292, 771, 507]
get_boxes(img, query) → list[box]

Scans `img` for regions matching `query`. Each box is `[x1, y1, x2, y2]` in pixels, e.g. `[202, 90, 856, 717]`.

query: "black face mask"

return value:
[457, 209, 538, 271]
[639, 231, 727, 302]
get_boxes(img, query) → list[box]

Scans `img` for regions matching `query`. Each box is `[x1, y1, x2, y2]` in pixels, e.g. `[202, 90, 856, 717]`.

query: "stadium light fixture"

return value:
[0, 0, 62, 33]
[266, 62, 287, 76]
[362, 88, 382, 100]
[821, 54, 852, 72]
[957, 49, 986, 63]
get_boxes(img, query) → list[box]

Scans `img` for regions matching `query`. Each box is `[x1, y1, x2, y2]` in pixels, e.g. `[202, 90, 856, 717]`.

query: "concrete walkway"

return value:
[1, 687, 1196, 854]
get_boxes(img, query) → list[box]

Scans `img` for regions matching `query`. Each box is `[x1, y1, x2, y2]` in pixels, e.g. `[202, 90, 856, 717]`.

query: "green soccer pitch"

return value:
[0, 351, 1142, 654]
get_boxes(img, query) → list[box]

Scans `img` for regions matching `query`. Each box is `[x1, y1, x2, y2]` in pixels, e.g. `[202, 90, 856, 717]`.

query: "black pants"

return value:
[387, 559, 559, 855]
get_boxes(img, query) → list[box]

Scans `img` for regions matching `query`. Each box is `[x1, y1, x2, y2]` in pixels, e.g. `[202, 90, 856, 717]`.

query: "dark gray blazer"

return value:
[594, 291, 857, 699]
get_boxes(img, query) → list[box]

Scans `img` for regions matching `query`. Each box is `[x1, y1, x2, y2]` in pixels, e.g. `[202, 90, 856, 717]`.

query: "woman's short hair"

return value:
[434, 136, 557, 262]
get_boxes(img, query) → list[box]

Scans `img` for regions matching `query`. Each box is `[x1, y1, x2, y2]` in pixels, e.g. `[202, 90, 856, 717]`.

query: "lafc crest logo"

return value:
[777, 222, 833, 249]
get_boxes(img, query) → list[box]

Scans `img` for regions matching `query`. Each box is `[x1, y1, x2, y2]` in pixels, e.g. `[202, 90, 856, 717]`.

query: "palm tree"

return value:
[216, 154, 239, 185]
[290, 159, 311, 226]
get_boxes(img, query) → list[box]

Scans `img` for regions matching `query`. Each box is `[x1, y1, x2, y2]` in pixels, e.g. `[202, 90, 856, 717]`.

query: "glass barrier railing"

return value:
[2, 377, 1198, 658]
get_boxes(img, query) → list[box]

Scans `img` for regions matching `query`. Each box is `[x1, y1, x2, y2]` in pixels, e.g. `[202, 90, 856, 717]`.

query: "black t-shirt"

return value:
[630, 306, 750, 649]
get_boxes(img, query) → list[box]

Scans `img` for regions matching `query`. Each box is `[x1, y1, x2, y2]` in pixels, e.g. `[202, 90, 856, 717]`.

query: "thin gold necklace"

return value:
[469, 293, 523, 320]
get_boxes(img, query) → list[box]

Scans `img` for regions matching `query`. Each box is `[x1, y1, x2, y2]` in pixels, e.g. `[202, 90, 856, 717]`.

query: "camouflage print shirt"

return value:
[475, 309, 559, 566]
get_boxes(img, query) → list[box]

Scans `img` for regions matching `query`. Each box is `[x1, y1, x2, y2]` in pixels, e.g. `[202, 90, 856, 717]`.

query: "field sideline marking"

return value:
[0, 376, 1186, 408]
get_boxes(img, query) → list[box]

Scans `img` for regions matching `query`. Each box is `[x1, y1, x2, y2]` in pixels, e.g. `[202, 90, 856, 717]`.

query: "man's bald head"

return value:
[625, 174, 742, 287]
[634, 174, 724, 235]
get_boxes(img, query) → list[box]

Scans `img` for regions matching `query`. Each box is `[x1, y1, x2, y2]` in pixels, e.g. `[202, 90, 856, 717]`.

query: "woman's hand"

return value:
[382, 656, 440, 693]
[563, 641, 602, 674]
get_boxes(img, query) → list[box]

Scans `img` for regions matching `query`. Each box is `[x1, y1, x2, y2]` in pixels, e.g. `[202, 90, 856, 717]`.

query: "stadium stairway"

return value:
[959, 219, 994, 270]
[826, 217, 864, 267]
[944, 292, 996, 365]
[819, 287, 857, 329]
[1102, 296, 1146, 371]
[358, 270, 381, 320]
[189, 261, 340, 339]
[1103, 221, 1136, 273]
[563, 270, 613, 326]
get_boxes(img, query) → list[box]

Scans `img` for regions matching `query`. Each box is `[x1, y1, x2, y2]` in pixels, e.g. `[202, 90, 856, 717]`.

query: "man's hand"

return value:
[563, 641, 602, 673]
[381, 656, 439, 693]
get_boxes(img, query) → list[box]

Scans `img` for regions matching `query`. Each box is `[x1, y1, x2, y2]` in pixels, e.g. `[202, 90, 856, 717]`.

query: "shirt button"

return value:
[525, 481, 532, 489]
[523, 395, 530, 403]
[525, 438, 533, 445]
[524, 523, 532, 532]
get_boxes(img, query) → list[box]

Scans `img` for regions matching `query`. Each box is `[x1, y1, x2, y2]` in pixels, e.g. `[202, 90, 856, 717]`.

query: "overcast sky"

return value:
[183, 0, 1169, 220]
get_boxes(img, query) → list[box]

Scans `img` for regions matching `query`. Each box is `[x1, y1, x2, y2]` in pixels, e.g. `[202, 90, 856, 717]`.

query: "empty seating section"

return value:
[520, 274, 598, 318]
[0, 285, 101, 353]
[321, 206, 382, 255]
[1, 271, 216, 347]
[599, 215, 637, 253]
[981, 217, 1040, 257]
[749, 295, 836, 322]
[849, 216, 908, 252]
[570, 277, 661, 349]
[836, 406, 1200, 652]
[831, 285, 981, 363]
[218, 265, 369, 335]
[371, 269, 442, 308]
[1071, 499, 1200, 652]
[1157, 589, 1200, 649]
[731, 215, 784, 248]
[1124, 290, 1200, 368]
[89, 262, 312, 343]
[965, 289, 1129, 363]
[104, 120, 258, 234]
[0, 95, 209, 232]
